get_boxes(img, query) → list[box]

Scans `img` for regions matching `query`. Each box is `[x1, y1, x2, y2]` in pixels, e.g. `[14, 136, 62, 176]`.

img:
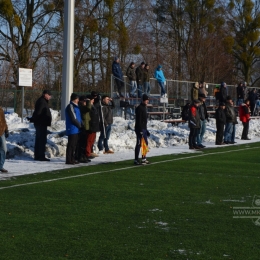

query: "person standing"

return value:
[78, 95, 92, 163]
[236, 82, 245, 106]
[65, 93, 82, 164]
[191, 82, 199, 101]
[86, 94, 100, 159]
[231, 99, 238, 144]
[30, 90, 52, 161]
[215, 102, 226, 145]
[239, 99, 251, 140]
[112, 56, 124, 98]
[197, 94, 209, 148]
[219, 82, 227, 103]
[248, 88, 257, 116]
[224, 96, 236, 144]
[134, 94, 150, 165]
[143, 64, 151, 96]
[188, 99, 201, 149]
[126, 62, 137, 97]
[154, 65, 167, 97]
[98, 95, 115, 154]
[135, 62, 145, 98]
[198, 81, 208, 97]
[0, 107, 9, 173]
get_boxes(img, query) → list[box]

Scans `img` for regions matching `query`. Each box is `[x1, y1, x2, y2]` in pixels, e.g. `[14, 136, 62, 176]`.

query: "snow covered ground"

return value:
[1, 109, 260, 180]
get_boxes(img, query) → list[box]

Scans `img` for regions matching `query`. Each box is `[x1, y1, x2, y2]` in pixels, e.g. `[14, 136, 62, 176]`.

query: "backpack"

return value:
[181, 103, 190, 121]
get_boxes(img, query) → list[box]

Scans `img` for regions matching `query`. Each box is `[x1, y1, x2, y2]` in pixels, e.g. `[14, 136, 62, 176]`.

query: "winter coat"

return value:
[89, 105, 100, 133]
[100, 100, 115, 127]
[237, 85, 245, 100]
[135, 102, 148, 132]
[248, 91, 257, 105]
[154, 66, 166, 83]
[135, 65, 145, 84]
[189, 105, 201, 128]
[126, 66, 136, 81]
[191, 86, 199, 101]
[216, 107, 226, 125]
[79, 100, 91, 130]
[143, 68, 151, 83]
[239, 103, 250, 123]
[219, 86, 227, 102]
[198, 101, 208, 121]
[112, 61, 123, 80]
[31, 96, 52, 126]
[0, 107, 8, 136]
[225, 103, 236, 124]
[65, 102, 82, 136]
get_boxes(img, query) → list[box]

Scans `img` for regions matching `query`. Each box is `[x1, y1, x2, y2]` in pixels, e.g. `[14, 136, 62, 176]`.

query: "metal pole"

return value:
[21, 86, 24, 122]
[61, 0, 75, 120]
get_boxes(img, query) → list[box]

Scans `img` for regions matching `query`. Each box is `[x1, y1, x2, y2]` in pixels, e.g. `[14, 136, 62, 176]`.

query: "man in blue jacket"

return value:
[154, 65, 167, 97]
[65, 93, 82, 164]
[112, 57, 124, 97]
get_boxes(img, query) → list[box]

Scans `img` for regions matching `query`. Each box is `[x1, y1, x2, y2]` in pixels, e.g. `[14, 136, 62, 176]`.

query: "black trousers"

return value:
[242, 122, 249, 139]
[77, 130, 87, 160]
[216, 123, 224, 144]
[66, 134, 79, 163]
[189, 128, 199, 148]
[115, 78, 124, 96]
[34, 125, 47, 159]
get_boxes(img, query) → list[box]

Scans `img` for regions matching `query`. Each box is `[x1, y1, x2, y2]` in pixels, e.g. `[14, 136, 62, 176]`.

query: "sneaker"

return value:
[134, 160, 141, 165]
[0, 168, 8, 173]
[141, 159, 150, 164]
[90, 153, 99, 157]
[97, 150, 104, 155]
[103, 150, 114, 154]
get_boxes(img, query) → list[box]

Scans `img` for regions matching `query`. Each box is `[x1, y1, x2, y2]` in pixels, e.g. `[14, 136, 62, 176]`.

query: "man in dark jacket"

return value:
[215, 102, 226, 145]
[65, 93, 82, 164]
[98, 95, 115, 154]
[236, 82, 245, 106]
[135, 62, 145, 98]
[112, 57, 124, 98]
[219, 82, 227, 103]
[134, 94, 150, 165]
[30, 90, 52, 161]
[248, 88, 257, 115]
[126, 62, 137, 97]
[224, 96, 236, 144]
[197, 94, 209, 148]
[188, 99, 201, 149]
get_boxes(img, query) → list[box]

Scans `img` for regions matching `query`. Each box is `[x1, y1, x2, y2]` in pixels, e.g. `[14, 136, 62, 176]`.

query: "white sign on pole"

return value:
[19, 68, 32, 87]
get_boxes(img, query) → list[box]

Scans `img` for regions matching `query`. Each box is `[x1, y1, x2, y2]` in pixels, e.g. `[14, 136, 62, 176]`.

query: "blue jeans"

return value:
[143, 82, 151, 96]
[0, 134, 7, 170]
[197, 120, 206, 145]
[158, 81, 166, 96]
[237, 99, 243, 106]
[224, 122, 233, 142]
[98, 124, 112, 151]
[137, 84, 143, 98]
[130, 81, 137, 97]
[231, 124, 236, 142]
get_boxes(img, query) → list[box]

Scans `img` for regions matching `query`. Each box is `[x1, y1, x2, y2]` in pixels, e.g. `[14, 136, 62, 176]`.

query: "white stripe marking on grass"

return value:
[0, 146, 259, 190]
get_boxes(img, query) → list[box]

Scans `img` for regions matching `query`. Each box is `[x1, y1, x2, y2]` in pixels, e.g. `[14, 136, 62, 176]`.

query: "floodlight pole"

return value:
[61, 0, 75, 120]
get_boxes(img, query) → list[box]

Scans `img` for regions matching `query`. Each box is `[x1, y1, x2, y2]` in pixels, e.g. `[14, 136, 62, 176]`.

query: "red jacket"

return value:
[239, 103, 250, 123]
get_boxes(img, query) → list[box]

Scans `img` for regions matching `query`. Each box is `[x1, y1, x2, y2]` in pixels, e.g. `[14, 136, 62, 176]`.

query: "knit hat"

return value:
[142, 94, 149, 101]
[141, 61, 145, 65]
[91, 91, 98, 97]
[79, 95, 87, 102]
[157, 65, 162, 69]
[86, 94, 95, 100]
[193, 99, 201, 104]
[42, 90, 52, 96]
[226, 96, 232, 101]
[199, 93, 206, 98]
[219, 102, 225, 106]
[114, 56, 119, 61]
[70, 93, 79, 101]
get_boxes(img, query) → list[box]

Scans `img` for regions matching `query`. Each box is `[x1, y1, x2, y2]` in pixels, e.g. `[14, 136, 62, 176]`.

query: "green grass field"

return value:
[1, 143, 260, 260]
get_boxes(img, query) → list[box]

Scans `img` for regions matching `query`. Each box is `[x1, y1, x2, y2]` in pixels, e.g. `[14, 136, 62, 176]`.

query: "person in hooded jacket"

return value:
[98, 95, 115, 154]
[112, 56, 124, 97]
[236, 82, 245, 106]
[191, 82, 199, 101]
[126, 62, 137, 97]
[248, 88, 257, 116]
[215, 102, 226, 145]
[30, 90, 52, 161]
[135, 62, 145, 98]
[239, 99, 251, 140]
[154, 65, 166, 97]
[219, 82, 227, 103]
[65, 93, 82, 164]
[188, 99, 201, 149]
[134, 94, 150, 165]
[143, 64, 151, 96]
